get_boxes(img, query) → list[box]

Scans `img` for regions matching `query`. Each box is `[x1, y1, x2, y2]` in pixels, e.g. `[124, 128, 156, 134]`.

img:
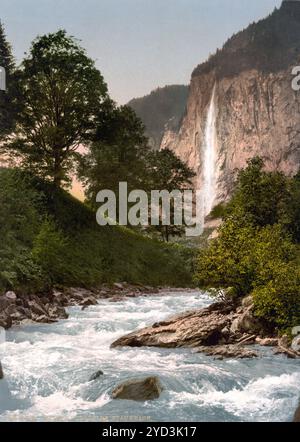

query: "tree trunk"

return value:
[53, 153, 62, 187]
[165, 225, 169, 242]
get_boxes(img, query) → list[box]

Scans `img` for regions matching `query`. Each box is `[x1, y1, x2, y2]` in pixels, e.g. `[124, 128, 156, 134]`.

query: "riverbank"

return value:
[0, 284, 197, 330]
[111, 295, 300, 360]
[1, 286, 299, 360]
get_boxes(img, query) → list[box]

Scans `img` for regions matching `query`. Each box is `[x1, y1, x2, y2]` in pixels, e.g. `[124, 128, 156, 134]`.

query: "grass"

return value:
[0, 168, 193, 293]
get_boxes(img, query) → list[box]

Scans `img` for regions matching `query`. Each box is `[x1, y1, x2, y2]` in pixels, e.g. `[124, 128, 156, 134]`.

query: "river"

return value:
[0, 290, 299, 422]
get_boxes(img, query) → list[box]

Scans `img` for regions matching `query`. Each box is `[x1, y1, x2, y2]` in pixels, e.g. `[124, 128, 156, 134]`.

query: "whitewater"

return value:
[0, 291, 299, 422]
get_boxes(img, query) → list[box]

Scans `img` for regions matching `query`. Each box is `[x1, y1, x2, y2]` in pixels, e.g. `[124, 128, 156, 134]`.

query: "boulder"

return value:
[0, 362, 3, 379]
[4, 291, 17, 302]
[291, 336, 300, 352]
[256, 337, 278, 347]
[33, 315, 56, 324]
[112, 377, 163, 401]
[0, 296, 13, 311]
[0, 313, 12, 329]
[89, 370, 104, 381]
[9, 308, 28, 322]
[241, 295, 253, 308]
[47, 304, 69, 319]
[27, 300, 48, 317]
[294, 403, 300, 422]
[196, 345, 258, 359]
[111, 305, 231, 349]
[80, 296, 98, 307]
[230, 306, 261, 335]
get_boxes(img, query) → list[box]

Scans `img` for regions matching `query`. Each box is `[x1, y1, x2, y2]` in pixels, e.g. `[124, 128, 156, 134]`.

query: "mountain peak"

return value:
[192, 1, 300, 79]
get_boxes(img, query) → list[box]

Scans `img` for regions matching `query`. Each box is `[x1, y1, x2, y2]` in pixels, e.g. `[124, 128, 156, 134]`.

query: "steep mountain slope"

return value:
[0, 168, 193, 292]
[161, 1, 300, 208]
[128, 85, 188, 150]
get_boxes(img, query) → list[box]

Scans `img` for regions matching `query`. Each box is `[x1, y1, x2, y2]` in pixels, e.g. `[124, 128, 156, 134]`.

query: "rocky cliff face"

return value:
[161, 1, 300, 205]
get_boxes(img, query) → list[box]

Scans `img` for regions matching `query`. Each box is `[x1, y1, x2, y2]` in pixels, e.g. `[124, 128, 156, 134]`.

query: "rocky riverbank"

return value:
[111, 296, 300, 360]
[0, 283, 181, 330]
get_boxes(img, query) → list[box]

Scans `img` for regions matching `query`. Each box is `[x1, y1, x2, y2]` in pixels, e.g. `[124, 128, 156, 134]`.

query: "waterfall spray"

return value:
[202, 84, 218, 217]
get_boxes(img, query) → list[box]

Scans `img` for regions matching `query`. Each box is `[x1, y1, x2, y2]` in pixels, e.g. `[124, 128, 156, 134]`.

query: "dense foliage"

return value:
[3, 30, 108, 187]
[78, 103, 150, 206]
[0, 169, 193, 292]
[0, 21, 17, 135]
[195, 158, 300, 332]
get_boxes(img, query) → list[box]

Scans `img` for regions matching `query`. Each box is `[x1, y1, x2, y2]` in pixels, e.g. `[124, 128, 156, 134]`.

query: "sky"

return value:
[0, 0, 281, 104]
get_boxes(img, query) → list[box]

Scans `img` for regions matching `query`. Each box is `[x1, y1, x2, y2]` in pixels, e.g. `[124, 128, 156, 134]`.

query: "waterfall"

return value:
[202, 84, 218, 217]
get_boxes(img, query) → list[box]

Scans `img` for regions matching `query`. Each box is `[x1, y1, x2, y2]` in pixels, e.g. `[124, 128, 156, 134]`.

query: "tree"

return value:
[4, 30, 108, 187]
[194, 157, 300, 332]
[0, 21, 16, 135]
[282, 170, 300, 243]
[78, 103, 150, 207]
[226, 156, 289, 227]
[146, 148, 195, 241]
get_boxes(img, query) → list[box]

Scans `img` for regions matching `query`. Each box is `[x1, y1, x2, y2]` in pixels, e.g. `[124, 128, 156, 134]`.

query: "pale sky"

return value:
[0, 0, 281, 104]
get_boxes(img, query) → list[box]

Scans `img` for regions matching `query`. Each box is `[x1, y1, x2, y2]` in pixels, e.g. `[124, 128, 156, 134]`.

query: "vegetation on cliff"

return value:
[193, 1, 300, 79]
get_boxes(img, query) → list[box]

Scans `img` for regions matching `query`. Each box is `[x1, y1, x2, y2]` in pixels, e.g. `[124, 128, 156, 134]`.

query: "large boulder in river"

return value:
[293, 403, 300, 422]
[0, 362, 3, 379]
[112, 377, 163, 401]
[111, 303, 232, 349]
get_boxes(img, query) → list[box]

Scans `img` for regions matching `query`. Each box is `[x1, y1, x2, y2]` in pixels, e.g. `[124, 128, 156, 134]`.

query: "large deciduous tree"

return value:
[78, 103, 150, 206]
[5, 30, 108, 187]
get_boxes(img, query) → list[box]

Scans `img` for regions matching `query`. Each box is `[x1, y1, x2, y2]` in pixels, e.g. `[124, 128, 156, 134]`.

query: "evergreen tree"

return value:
[0, 20, 15, 135]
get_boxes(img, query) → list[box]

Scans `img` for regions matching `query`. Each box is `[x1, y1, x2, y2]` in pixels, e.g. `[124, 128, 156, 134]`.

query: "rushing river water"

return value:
[0, 290, 299, 422]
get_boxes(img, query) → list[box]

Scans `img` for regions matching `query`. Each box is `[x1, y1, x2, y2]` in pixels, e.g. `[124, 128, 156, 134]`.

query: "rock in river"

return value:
[195, 345, 258, 359]
[111, 303, 232, 349]
[89, 370, 104, 381]
[112, 376, 163, 401]
[294, 403, 300, 422]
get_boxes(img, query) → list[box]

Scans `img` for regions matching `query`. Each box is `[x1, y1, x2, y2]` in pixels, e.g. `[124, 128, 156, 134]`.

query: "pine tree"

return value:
[0, 20, 15, 135]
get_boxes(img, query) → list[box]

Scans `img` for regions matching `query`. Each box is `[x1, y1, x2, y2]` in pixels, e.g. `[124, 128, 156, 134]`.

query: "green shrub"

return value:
[252, 263, 300, 331]
[195, 157, 300, 332]
[32, 220, 70, 285]
[0, 168, 193, 291]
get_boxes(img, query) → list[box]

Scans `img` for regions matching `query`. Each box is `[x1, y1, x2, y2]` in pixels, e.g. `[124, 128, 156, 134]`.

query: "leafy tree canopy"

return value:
[4, 30, 108, 187]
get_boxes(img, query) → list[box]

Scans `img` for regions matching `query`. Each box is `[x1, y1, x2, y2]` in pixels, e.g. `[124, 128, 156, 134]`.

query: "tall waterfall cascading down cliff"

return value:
[202, 84, 218, 217]
[161, 1, 300, 207]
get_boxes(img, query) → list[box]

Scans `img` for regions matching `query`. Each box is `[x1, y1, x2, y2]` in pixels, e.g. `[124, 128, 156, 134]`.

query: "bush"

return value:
[252, 263, 300, 331]
[32, 220, 70, 285]
[194, 158, 300, 332]
[0, 169, 43, 292]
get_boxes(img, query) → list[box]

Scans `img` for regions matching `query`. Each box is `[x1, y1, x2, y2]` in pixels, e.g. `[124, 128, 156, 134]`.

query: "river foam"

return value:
[0, 291, 299, 422]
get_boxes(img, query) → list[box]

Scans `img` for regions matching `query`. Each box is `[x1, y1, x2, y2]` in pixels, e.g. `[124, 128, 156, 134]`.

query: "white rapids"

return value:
[0, 290, 299, 422]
